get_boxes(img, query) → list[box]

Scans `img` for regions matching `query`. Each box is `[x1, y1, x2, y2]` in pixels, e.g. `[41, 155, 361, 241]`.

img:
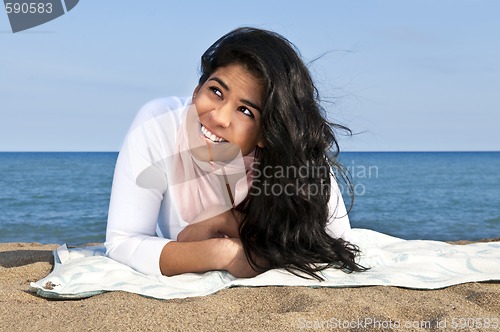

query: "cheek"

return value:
[193, 95, 212, 117]
[237, 124, 260, 145]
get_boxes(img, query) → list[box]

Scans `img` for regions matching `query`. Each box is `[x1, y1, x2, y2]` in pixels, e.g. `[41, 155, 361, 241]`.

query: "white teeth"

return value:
[201, 125, 226, 143]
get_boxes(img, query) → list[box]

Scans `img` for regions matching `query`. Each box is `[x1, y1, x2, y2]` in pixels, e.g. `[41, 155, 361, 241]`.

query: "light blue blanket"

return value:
[29, 229, 500, 300]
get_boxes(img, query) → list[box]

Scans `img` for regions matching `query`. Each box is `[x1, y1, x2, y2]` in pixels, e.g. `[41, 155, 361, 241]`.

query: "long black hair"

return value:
[199, 27, 366, 280]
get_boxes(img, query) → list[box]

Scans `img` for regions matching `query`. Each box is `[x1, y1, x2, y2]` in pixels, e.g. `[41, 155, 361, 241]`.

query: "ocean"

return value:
[0, 152, 499, 245]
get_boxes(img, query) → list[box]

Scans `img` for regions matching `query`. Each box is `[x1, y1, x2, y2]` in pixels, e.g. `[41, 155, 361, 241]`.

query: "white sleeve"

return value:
[104, 100, 175, 276]
[325, 174, 352, 239]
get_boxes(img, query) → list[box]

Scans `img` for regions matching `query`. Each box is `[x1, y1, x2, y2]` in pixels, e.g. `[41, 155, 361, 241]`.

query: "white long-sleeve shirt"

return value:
[105, 97, 352, 275]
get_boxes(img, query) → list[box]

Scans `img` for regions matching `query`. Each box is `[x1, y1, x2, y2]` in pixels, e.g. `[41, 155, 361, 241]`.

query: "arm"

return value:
[105, 137, 170, 275]
[105, 99, 177, 275]
[159, 237, 260, 278]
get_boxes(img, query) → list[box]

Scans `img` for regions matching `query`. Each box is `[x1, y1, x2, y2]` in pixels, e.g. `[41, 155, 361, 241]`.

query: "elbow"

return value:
[104, 229, 123, 259]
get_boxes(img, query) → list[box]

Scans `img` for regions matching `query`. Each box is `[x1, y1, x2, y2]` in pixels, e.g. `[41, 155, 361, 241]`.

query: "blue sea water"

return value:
[0, 152, 116, 245]
[338, 152, 500, 241]
[0, 152, 499, 244]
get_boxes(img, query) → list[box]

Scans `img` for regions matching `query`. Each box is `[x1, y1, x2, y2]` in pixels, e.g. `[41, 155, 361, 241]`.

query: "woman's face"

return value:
[191, 64, 265, 160]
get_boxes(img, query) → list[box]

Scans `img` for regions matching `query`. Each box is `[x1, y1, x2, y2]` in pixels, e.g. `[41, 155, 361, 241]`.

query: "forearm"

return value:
[159, 237, 261, 278]
[159, 238, 226, 276]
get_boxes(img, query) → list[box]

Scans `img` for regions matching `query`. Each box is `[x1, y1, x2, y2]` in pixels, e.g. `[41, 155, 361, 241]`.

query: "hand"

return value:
[177, 209, 242, 242]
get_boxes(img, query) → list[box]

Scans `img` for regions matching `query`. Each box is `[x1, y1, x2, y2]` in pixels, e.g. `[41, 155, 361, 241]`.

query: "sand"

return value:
[1, 242, 499, 331]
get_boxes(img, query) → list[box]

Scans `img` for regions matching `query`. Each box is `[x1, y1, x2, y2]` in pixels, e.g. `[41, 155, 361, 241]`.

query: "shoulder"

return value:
[141, 96, 190, 113]
[129, 96, 191, 130]
[123, 96, 190, 162]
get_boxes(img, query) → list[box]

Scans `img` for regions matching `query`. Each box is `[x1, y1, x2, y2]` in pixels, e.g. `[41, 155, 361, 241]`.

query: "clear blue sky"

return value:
[1, 0, 499, 151]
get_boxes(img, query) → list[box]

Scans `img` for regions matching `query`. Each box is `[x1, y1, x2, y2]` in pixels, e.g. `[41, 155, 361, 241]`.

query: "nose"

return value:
[211, 103, 232, 128]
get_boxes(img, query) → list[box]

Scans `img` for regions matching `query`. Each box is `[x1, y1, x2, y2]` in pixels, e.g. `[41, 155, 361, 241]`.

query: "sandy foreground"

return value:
[1, 242, 499, 332]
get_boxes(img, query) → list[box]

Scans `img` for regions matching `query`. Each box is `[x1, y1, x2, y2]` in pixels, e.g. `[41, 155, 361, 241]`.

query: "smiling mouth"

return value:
[200, 124, 228, 143]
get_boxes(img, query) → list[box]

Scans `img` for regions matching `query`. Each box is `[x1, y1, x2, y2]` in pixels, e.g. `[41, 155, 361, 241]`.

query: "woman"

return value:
[105, 27, 365, 279]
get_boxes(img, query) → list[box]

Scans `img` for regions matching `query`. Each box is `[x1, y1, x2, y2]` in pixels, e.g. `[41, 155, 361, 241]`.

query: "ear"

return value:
[257, 135, 265, 149]
[192, 85, 201, 99]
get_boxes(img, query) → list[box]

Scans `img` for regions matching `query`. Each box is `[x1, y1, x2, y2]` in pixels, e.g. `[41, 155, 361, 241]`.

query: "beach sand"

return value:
[1, 242, 499, 331]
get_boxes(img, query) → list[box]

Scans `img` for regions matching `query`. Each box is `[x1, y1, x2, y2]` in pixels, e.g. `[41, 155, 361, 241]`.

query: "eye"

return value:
[238, 106, 254, 118]
[209, 87, 222, 98]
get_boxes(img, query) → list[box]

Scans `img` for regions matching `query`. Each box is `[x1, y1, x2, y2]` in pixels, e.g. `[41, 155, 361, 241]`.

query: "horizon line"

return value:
[0, 150, 499, 153]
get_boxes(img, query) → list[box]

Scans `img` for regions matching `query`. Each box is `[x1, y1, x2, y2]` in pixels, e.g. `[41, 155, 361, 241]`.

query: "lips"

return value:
[200, 125, 228, 143]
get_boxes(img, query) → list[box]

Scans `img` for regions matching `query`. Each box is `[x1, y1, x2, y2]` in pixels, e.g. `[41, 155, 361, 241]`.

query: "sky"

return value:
[0, 0, 499, 152]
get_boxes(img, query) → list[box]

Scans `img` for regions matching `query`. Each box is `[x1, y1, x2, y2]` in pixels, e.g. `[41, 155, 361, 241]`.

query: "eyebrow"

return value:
[208, 77, 262, 112]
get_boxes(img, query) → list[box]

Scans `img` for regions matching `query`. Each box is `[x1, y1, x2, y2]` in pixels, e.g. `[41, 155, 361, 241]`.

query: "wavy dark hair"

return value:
[199, 27, 367, 280]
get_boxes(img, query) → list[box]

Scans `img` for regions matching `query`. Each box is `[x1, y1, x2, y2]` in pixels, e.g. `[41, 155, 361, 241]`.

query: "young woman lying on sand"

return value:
[105, 27, 366, 279]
